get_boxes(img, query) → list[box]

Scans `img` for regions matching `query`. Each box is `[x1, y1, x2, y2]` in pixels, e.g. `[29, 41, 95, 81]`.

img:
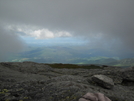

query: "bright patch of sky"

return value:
[20, 36, 88, 46]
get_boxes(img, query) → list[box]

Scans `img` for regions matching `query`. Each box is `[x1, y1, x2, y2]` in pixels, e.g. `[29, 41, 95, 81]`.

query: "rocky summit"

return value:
[0, 62, 134, 101]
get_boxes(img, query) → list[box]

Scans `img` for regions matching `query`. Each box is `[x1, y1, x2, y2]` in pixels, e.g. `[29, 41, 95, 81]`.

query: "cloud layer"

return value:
[0, 0, 134, 58]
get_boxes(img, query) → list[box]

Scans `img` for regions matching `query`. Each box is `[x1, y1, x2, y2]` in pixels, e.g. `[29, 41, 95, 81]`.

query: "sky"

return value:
[0, 0, 134, 61]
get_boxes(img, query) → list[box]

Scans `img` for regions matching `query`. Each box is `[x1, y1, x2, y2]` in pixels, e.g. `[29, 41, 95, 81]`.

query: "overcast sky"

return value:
[0, 0, 134, 61]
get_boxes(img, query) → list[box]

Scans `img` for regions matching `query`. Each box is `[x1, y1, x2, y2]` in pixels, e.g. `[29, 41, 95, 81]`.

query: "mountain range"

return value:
[8, 46, 134, 67]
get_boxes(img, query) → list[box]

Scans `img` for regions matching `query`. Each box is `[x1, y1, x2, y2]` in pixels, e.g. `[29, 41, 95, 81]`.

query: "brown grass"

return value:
[45, 63, 104, 69]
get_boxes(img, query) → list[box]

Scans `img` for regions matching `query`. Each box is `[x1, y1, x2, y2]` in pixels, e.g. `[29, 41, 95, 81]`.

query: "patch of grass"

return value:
[46, 63, 104, 69]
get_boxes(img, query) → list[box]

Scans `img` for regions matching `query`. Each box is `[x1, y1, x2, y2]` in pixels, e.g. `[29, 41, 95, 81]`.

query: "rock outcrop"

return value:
[0, 62, 134, 101]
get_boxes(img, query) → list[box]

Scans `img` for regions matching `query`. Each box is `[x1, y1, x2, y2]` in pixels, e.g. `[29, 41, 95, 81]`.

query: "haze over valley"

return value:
[0, 0, 134, 67]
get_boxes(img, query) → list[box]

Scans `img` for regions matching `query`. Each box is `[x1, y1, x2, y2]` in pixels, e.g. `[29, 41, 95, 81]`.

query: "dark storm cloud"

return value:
[0, 0, 134, 56]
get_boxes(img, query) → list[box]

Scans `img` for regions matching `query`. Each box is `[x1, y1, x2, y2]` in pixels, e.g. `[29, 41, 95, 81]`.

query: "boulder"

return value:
[92, 75, 114, 89]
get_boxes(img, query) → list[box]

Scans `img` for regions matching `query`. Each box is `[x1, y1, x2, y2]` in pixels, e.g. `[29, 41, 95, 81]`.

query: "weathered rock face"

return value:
[0, 62, 134, 101]
[92, 75, 114, 89]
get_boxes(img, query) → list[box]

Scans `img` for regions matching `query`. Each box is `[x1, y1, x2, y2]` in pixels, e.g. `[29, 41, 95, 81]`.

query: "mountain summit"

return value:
[0, 62, 134, 101]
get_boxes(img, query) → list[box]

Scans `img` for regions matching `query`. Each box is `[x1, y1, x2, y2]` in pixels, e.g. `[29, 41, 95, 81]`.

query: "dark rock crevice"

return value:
[121, 79, 134, 86]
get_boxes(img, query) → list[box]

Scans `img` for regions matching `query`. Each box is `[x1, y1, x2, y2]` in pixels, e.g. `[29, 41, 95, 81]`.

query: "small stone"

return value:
[92, 75, 114, 89]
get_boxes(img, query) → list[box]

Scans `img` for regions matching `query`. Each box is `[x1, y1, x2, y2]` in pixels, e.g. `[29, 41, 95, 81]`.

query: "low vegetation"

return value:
[46, 63, 104, 69]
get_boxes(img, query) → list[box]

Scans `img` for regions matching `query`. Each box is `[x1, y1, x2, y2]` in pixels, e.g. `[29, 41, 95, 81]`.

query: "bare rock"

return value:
[1, 62, 134, 101]
[92, 75, 114, 89]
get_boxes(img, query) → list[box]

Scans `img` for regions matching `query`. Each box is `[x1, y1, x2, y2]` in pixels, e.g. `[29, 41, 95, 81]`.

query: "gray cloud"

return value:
[0, 26, 25, 62]
[0, 0, 134, 57]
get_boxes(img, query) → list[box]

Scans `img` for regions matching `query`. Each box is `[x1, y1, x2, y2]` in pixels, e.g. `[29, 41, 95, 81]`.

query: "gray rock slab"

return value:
[92, 75, 114, 89]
